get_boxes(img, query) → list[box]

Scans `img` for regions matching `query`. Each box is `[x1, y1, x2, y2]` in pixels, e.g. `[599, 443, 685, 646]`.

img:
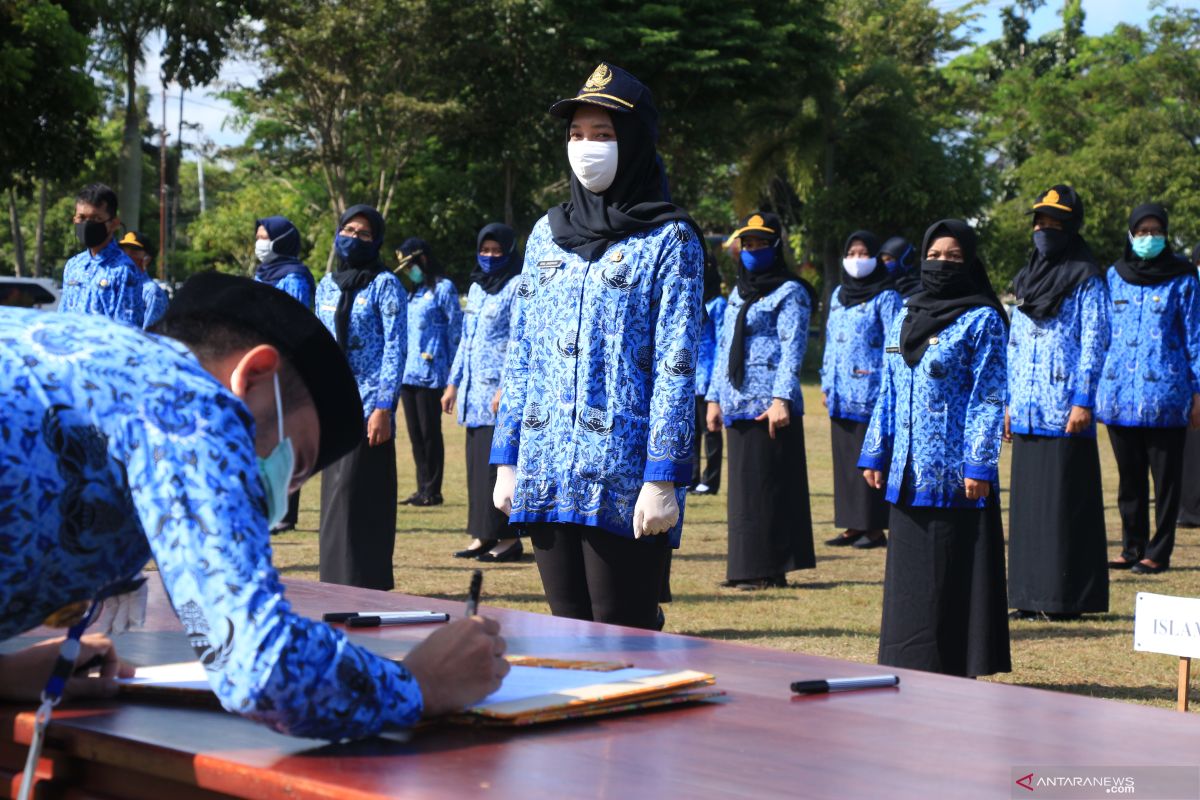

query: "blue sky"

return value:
[134, 0, 1161, 158]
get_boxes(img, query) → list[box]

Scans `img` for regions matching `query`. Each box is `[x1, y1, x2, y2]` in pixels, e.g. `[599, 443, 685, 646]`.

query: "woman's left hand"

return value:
[754, 398, 790, 439]
[367, 408, 393, 446]
[491, 389, 503, 415]
[964, 478, 990, 501]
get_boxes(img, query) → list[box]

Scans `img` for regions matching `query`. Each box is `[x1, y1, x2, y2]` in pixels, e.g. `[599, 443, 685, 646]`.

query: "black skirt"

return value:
[1008, 434, 1109, 614]
[319, 437, 397, 591]
[1180, 428, 1200, 527]
[878, 500, 1011, 678]
[466, 425, 512, 540]
[725, 418, 815, 581]
[830, 417, 890, 530]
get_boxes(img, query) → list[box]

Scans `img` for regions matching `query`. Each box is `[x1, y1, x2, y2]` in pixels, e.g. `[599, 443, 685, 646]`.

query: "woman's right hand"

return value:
[440, 385, 457, 415]
[706, 402, 723, 432]
[862, 469, 884, 490]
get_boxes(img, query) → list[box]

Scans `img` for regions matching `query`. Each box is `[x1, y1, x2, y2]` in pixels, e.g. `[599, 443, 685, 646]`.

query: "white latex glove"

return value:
[633, 481, 679, 538]
[493, 464, 516, 516]
[95, 573, 148, 635]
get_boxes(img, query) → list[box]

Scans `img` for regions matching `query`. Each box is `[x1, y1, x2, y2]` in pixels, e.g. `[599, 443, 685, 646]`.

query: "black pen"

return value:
[465, 569, 483, 618]
[347, 612, 450, 627]
[790, 674, 900, 695]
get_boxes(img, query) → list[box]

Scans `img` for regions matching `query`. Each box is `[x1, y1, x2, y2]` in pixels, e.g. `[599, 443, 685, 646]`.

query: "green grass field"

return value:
[270, 383, 1199, 713]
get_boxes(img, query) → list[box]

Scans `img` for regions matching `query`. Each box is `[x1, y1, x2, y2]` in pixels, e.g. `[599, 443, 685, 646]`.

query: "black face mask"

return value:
[75, 220, 110, 249]
[920, 259, 974, 297]
[1032, 228, 1071, 261]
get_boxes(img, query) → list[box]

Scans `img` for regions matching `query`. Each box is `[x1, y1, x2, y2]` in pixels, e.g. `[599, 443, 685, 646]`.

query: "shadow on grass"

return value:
[792, 580, 884, 590]
[1009, 625, 1126, 641]
[1020, 682, 1178, 704]
[682, 626, 875, 641]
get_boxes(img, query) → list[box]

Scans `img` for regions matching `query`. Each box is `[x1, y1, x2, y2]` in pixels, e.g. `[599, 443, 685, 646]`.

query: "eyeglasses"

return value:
[72, 215, 112, 225]
[339, 225, 373, 242]
[1132, 227, 1164, 237]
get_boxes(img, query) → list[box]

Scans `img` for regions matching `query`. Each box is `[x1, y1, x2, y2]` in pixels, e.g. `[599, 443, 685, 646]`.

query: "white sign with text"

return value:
[1134, 592, 1200, 659]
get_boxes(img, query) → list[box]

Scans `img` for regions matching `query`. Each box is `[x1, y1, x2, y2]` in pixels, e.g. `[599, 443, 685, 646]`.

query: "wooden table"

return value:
[3, 578, 1197, 799]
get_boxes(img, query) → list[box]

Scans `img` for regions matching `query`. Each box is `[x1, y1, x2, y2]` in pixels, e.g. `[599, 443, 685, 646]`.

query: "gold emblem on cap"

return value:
[584, 63, 613, 92]
[1044, 189, 1061, 205]
[748, 214, 765, 228]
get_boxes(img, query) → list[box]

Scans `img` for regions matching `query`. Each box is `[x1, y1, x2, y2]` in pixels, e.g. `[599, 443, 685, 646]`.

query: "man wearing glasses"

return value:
[58, 183, 146, 327]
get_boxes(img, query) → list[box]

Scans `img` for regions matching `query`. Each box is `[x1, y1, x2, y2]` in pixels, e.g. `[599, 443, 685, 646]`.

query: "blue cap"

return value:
[549, 62, 659, 141]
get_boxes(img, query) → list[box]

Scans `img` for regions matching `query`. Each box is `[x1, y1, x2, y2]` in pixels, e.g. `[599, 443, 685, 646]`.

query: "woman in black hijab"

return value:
[879, 236, 921, 298]
[1095, 203, 1200, 574]
[858, 219, 1011, 677]
[313, 204, 407, 590]
[820, 230, 902, 550]
[1005, 185, 1110, 621]
[1182, 243, 1200, 528]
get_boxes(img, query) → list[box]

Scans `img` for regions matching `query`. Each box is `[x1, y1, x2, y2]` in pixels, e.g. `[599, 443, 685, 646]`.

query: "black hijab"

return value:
[1012, 191, 1100, 320]
[727, 212, 800, 389]
[900, 219, 1008, 368]
[880, 236, 921, 298]
[1114, 203, 1194, 286]
[470, 222, 521, 295]
[838, 230, 893, 307]
[254, 216, 309, 284]
[547, 109, 700, 262]
[398, 237, 443, 290]
[331, 204, 385, 350]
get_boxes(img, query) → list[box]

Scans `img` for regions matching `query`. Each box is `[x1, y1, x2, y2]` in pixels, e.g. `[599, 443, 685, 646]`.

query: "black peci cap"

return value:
[162, 272, 363, 472]
[731, 212, 783, 242]
[549, 62, 660, 142]
[1030, 185, 1084, 231]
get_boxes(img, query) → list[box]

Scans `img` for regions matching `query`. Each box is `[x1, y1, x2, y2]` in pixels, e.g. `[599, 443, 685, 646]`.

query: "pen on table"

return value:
[790, 675, 900, 695]
[346, 612, 450, 628]
[465, 569, 483, 618]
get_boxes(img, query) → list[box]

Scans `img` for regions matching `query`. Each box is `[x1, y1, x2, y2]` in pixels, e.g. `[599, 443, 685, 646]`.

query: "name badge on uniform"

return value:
[885, 346, 900, 353]
[537, 259, 562, 269]
[320, 304, 337, 312]
[1113, 300, 1128, 305]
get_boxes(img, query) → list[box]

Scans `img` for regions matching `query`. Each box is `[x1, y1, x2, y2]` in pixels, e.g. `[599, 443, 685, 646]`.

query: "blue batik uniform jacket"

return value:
[490, 217, 703, 546]
[142, 276, 170, 328]
[449, 278, 521, 428]
[256, 271, 316, 311]
[315, 272, 406, 419]
[820, 286, 902, 423]
[403, 278, 463, 389]
[695, 295, 727, 397]
[704, 282, 810, 422]
[0, 309, 422, 740]
[58, 240, 145, 327]
[1095, 267, 1200, 428]
[858, 306, 1007, 508]
[1008, 276, 1110, 437]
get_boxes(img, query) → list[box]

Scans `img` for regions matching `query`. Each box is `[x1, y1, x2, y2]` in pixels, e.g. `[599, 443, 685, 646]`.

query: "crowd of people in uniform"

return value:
[3, 60, 1200, 746]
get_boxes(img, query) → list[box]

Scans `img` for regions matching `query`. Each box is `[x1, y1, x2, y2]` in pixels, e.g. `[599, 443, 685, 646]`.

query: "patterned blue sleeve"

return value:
[491, 262, 535, 465]
[643, 228, 703, 483]
[820, 295, 836, 397]
[705, 297, 731, 405]
[1070, 276, 1110, 408]
[961, 310, 1008, 482]
[124, 401, 423, 740]
[877, 289, 903, 332]
[441, 279, 464, 384]
[448, 326, 466, 388]
[142, 280, 169, 329]
[1182, 276, 1200, 395]
[771, 288, 809, 406]
[274, 272, 316, 310]
[374, 275, 406, 411]
[858, 312, 899, 471]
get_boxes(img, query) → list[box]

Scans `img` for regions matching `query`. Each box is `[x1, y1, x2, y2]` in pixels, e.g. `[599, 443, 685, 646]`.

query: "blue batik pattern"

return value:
[1008, 276, 1110, 437]
[0, 309, 422, 740]
[858, 306, 1008, 508]
[1095, 267, 1200, 428]
[820, 286, 902, 423]
[315, 272, 406, 417]
[449, 278, 522, 428]
[58, 240, 145, 327]
[704, 282, 810, 422]
[695, 295, 727, 397]
[256, 270, 316, 311]
[142, 277, 169, 329]
[403, 278, 463, 389]
[490, 216, 703, 546]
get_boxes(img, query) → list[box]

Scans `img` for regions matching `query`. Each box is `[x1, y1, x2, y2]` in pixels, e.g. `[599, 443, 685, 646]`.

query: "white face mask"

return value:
[567, 140, 619, 194]
[254, 239, 275, 263]
[842, 256, 877, 278]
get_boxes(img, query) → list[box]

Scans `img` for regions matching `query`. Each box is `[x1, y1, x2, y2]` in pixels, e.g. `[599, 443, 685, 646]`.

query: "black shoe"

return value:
[1008, 609, 1046, 621]
[269, 521, 296, 535]
[1108, 558, 1137, 570]
[410, 494, 444, 507]
[454, 540, 495, 559]
[477, 539, 523, 563]
[825, 531, 865, 547]
[1130, 561, 1169, 575]
[853, 533, 887, 550]
[724, 575, 787, 591]
[654, 605, 666, 631]
[399, 492, 422, 506]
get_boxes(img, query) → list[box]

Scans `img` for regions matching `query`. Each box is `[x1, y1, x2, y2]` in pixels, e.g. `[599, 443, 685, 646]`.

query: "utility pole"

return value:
[158, 83, 168, 283]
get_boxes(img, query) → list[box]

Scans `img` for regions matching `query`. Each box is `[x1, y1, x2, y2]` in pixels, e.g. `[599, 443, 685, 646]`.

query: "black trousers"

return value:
[399, 385, 444, 499]
[1107, 425, 1186, 565]
[528, 522, 671, 630]
[691, 396, 723, 490]
[280, 490, 300, 526]
[319, 437, 397, 591]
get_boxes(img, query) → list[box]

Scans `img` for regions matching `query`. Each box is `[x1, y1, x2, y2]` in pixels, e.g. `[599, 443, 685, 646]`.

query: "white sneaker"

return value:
[691, 483, 711, 494]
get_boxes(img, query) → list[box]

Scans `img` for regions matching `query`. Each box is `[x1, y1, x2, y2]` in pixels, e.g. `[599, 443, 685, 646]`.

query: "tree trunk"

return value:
[9, 188, 27, 277]
[118, 29, 143, 231]
[33, 179, 47, 277]
[819, 128, 838, 334]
